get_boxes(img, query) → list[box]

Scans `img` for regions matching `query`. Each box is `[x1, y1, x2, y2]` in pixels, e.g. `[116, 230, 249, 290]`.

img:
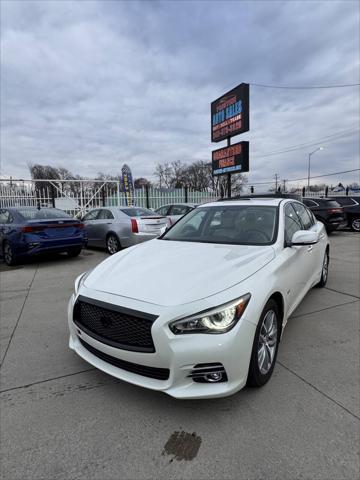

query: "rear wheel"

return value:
[3, 241, 17, 266]
[316, 250, 329, 288]
[106, 234, 121, 255]
[247, 299, 280, 388]
[351, 217, 360, 232]
[67, 247, 82, 257]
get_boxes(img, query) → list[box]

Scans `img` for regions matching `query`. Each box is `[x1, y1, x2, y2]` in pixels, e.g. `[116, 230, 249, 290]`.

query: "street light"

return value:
[307, 147, 324, 188]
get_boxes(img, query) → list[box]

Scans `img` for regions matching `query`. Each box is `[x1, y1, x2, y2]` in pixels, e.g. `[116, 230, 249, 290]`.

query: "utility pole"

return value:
[227, 138, 231, 198]
[283, 179, 286, 192]
[274, 173, 279, 192]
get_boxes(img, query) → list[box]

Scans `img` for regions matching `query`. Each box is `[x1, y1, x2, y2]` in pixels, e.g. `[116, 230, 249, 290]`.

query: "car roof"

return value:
[204, 198, 287, 207]
[6, 206, 61, 211]
[156, 203, 197, 208]
[303, 197, 335, 201]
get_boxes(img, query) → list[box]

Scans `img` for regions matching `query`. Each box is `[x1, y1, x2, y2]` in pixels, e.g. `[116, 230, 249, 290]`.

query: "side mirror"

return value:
[291, 230, 319, 246]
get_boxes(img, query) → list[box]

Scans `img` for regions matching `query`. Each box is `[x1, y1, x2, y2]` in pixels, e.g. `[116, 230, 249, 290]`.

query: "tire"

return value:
[67, 247, 82, 257]
[350, 217, 360, 232]
[316, 250, 329, 288]
[106, 234, 121, 255]
[3, 241, 18, 266]
[247, 299, 280, 388]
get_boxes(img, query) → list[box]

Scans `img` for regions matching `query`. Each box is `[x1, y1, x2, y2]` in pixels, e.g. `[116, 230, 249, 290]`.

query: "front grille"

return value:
[73, 296, 157, 353]
[79, 337, 169, 380]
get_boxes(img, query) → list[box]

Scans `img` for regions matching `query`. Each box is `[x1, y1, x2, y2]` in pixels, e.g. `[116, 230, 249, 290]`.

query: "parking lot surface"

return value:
[1, 232, 359, 480]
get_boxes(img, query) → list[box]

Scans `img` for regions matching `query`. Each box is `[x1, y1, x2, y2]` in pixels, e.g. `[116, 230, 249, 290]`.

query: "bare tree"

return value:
[154, 162, 173, 188]
[154, 159, 248, 194]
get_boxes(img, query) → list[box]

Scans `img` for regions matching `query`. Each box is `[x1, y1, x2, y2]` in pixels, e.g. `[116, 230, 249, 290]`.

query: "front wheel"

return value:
[350, 218, 360, 232]
[247, 299, 280, 388]
[316, 250, 329, 288]
[67, 247, 82, 257]
[106, 234, 121, 255]
[3, 241, 18, 266]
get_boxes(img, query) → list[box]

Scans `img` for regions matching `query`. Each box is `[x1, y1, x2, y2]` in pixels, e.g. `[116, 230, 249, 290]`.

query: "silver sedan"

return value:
[154, 203, 198, 226]
[82, 207, 168, 254]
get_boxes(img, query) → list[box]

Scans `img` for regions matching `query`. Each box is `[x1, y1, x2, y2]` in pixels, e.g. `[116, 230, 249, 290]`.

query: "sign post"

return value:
[211, 83, 250, 197]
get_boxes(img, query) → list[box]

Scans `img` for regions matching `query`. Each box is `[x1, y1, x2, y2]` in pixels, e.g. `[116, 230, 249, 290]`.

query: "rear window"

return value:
[321, 200, 341, 207]
[17, 208, 72, 220]
[120, 208, 157, 217]
[331, 198, 356, 206]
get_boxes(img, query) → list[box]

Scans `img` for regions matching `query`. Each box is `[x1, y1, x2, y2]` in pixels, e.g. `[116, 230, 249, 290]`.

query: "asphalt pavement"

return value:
[0, 232, 359, 480]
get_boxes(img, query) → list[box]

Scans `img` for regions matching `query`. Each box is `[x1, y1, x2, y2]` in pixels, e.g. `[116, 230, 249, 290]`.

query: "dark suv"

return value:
[328, 197, 360, 232]
[302, 198, 346, 233]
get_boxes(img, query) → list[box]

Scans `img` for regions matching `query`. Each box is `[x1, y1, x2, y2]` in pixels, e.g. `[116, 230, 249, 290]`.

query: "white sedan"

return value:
[68, 197, 329, 399]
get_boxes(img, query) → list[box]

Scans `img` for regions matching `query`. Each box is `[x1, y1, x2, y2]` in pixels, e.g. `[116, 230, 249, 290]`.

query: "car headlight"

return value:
[74, 270, 91, 295]
[169, 293, 251, 334]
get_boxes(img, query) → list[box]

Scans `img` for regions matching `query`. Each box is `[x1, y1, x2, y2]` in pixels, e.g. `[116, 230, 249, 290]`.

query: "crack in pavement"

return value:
[277, 361, 360, 421]
[0, 265, 39, 368]
[0, 367, 96, 394]
[324, 286, 360, 300]
[290, 299, 359, 319]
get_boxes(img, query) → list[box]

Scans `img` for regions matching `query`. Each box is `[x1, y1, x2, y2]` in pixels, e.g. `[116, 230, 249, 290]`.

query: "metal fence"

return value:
[0, 180, 218, 216]
[0, 179, 358, 217]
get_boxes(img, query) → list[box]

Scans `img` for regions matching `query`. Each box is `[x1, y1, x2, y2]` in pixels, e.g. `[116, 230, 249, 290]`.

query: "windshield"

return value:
[162, 205, 278, 245]
[120, 208, 158, 217]
[17, 208, 72, 220]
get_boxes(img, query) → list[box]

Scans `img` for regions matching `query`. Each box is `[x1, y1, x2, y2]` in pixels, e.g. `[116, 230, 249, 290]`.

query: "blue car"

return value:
[0, 207, 87, 266]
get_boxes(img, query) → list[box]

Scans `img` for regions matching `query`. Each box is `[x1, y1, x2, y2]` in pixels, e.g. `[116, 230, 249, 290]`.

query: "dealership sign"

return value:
[211, 83, 249, 143]
[212, 141, 249, 176]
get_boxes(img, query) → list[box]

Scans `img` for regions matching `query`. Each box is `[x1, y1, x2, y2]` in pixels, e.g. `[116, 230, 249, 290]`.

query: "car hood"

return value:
[84, 240, 275, 307]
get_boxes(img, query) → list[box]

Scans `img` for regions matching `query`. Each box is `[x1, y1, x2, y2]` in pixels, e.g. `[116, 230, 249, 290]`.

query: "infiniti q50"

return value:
[68, 198, 329, 399]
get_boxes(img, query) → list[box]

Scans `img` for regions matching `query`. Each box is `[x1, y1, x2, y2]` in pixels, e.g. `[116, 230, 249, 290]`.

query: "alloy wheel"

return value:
[107, 235, 119, 254]
[322, 253, 329, 283]
[4, 243, 13, 265]
[351, 218, 360, 232]
[257, 310, 278, 375]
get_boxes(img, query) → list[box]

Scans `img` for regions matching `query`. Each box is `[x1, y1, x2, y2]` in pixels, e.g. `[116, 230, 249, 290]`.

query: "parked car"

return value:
[69, 197, 329, 399]
[327, 196, 360, 232]
[0, 207, 86, 266]
[154, 203, 198, 225]
[82, 207, 168, 255]
[302, 197, 346, 233]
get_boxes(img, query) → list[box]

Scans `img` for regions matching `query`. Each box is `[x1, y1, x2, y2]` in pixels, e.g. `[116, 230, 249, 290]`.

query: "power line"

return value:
[248, 168, 360, 185]
[287, 168, 360, 182]
[252, 128, 359, 159]
[250, 82, 360, 90]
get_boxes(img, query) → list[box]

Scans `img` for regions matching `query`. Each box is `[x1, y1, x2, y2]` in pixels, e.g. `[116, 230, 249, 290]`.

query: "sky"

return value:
[1, 0, 359, 188]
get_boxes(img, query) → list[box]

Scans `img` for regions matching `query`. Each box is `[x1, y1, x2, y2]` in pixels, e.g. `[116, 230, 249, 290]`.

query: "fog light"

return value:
[188, 363, 227, 383]
[205, 372, 223, 383]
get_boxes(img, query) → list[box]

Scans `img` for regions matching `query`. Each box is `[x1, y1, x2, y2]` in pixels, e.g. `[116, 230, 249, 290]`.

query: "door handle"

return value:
[307, 245, 313, 252]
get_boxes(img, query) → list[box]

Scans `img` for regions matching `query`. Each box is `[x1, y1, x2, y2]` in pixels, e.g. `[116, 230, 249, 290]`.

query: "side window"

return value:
[171, 205, 189, 216]
[292, 202, 313, 230]
[0, 210, 11, 224]
[83, 210, 100, 221]
[156, 206, 170, 216]
[98, 210, 114, 220]
[284, 203, 302, 244]
[303, 199, 317, 207]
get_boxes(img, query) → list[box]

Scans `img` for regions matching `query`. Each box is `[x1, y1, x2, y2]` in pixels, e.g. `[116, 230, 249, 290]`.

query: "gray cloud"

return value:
[1, 0, 359, 187]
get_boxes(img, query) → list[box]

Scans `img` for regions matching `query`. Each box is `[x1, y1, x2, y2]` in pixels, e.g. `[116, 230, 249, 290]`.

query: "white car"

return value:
[68, 197, 329, 399]
[154, 203, 198, 226]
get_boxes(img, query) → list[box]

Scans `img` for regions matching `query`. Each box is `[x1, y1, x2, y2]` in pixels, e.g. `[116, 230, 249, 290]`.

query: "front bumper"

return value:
[68, 292, 256, 399]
